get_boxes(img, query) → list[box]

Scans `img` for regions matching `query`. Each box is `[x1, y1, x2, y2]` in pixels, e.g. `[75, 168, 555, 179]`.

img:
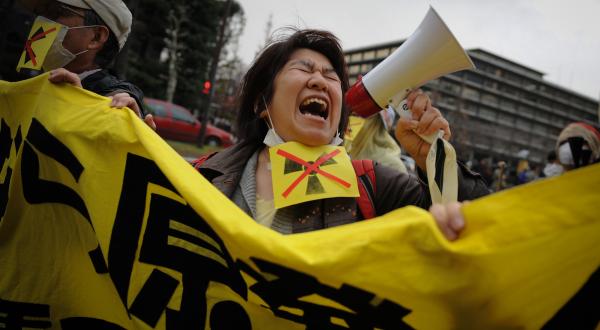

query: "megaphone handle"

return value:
[394, 99, 440, 144]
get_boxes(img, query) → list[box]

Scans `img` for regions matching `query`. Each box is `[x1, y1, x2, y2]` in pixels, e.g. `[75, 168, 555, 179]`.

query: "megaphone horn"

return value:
[345, 6, 475, 118]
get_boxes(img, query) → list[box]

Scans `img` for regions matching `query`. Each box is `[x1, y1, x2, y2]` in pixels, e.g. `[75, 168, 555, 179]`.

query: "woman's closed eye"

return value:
[324, 72, 340, 82]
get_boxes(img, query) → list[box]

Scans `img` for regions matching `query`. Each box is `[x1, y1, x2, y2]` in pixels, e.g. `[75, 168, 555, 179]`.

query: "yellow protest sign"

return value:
[16, 16, 63, 72]
[0, 74, 598, 329]
[268, 142, 359, 209]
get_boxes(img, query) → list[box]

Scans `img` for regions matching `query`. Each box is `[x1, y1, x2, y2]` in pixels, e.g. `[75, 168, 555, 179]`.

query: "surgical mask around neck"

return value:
[262, 107, 286, 147]
[36, 16, 98, 71]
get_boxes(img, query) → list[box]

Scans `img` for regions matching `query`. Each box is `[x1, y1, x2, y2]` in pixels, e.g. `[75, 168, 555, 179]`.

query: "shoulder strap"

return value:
[352, 159, 377, 219]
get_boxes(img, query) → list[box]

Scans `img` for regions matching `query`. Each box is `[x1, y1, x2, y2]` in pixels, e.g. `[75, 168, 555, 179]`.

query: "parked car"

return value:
[144, 98, 234, 147]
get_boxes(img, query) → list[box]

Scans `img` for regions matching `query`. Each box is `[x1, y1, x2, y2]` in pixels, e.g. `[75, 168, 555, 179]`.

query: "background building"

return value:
[345, 41, 600, 166]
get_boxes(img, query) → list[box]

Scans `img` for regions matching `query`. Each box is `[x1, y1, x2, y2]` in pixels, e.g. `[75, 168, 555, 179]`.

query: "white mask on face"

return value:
[39, 16, 97, 71]
[558, 142, 574, 166]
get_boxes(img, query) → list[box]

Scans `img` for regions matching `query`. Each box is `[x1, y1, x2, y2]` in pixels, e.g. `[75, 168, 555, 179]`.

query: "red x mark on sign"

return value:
[276, 148, 351, 198]
[24, 27, 57, 66]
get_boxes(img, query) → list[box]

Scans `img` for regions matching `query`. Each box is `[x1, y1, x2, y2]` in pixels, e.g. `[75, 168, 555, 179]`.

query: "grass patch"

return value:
[165, 139, 222, 160]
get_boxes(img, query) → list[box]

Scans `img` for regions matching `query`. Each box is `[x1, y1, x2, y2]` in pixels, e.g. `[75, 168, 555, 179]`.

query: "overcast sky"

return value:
[235, 0, 600, 100]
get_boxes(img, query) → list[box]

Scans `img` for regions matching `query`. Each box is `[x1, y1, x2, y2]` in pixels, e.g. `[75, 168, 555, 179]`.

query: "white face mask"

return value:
[558, 142, 574, 166]
[38, 16, 97, 71]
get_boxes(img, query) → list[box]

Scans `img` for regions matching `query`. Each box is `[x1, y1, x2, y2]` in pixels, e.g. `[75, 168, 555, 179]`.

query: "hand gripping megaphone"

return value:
[344, 6, 474, 205]
[345, 6, 475, 119]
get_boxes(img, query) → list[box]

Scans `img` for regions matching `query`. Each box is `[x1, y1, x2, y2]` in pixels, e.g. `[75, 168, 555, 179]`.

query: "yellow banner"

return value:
[0, 74, 598, 329]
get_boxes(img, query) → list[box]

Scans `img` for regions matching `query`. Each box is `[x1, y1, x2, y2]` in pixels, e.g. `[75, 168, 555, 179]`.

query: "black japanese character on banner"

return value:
[542, 266, 599, 329]
[0, 298, 52, 329]
[0, 119, 14, 219]
[238, 258, 413, 330]
[109, 153, 248, 329]
[17, 118, 108, 274]
[20, 118, 90, 222]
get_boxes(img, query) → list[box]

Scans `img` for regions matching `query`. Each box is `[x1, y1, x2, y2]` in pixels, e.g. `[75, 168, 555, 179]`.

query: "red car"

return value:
[144, 98, 235, 147]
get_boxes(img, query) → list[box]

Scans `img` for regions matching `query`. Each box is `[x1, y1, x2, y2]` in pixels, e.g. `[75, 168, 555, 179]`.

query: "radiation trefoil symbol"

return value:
[277, 148, 351, 198]
[24, 26, 57, 66]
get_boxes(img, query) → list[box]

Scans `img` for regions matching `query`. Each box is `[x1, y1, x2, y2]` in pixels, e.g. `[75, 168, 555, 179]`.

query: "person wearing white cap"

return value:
[24, 0, 155, 128]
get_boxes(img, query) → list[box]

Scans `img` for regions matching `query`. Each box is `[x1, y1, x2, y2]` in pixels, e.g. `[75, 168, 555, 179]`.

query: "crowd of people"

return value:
[470, 121, 600, 192]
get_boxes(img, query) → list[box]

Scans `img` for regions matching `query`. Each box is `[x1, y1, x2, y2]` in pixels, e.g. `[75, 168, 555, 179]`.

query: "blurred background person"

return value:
[556, 122, 600, 171]
[347, 107, 407, 174]
[491, 160, 508, 191]
[542, 150, 563, 177]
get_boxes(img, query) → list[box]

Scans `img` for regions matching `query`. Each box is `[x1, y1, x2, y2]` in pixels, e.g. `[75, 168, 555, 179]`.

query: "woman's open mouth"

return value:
[299, 98, 328, 120]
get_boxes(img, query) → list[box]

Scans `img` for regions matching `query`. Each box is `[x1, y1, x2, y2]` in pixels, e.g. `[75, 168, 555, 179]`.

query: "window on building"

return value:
[479, 106, 496, 121]
[481, 93, 498, 106]
[499, 84, 518, 98]
[441, 95, 456, 107]
[518, 105, 535, 118]
[349, 65, 360, 75]
[465, 72, 484, 85]
[363, 50, 375, 60]
[531, 135, 545, 149]
[513, 130, 529, 142]
[462, 101, 478, 115]
[532, 123, 546, 135]
[523, 92, 537, 103]
[516, 118, 531, 131]
[523, 80, 538, 91]
[441, 80, 460, 94]
[500, 98, 516, 112]
[498, 112, 514, 125]
[504, 72, 521, 85]
[376, 48, 390, 59]
[483, 79, 497, 90]
[360, 63, 373, 73]
[350, 53, 362, 62]
[462, 87, 480, 100]
[474, 134, 492, 149]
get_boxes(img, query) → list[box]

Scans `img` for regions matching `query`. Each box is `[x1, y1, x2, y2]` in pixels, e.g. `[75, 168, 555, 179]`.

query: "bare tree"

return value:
[164, 3, 188, 103]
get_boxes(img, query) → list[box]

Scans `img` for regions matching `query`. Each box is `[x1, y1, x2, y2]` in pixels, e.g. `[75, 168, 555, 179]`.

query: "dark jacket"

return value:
[82, 69, 146, 116]
[198, 142, 490, 233]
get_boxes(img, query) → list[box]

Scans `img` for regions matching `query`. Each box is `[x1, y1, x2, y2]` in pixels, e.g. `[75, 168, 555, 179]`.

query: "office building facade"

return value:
[345, 41, 599, 165]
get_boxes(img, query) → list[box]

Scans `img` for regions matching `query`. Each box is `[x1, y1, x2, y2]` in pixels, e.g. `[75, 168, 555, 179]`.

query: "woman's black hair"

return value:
[235, 28, 350, 146]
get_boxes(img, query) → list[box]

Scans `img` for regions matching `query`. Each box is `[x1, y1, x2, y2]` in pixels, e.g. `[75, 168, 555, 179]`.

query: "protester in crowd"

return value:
[491, 160, 508, 191]
[542, 150, 563, 177]
[556, 122, 600, 170]
[472, 158, 493, 186]
[517, 159, 539, 184]
[24, 0, 154, 128]
[347, 107, 407, 174]
[194, 29, 489, 240]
